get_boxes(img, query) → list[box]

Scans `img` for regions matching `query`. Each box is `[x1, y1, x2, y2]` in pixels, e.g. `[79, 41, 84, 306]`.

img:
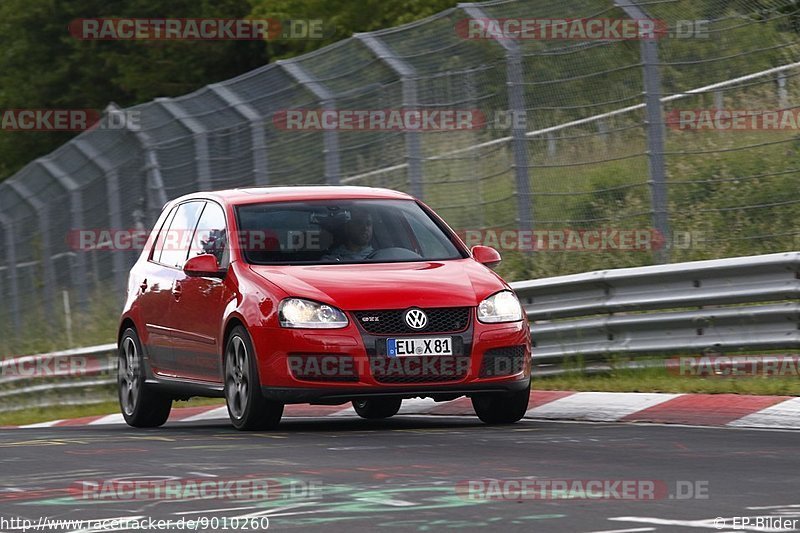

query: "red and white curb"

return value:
[4, 391, 798, 430]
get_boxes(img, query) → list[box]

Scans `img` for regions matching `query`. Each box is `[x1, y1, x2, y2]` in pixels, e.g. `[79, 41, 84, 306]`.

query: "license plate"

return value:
[387, 337, 453, 357]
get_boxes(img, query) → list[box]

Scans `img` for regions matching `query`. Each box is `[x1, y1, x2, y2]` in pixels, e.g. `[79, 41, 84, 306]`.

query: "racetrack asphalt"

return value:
[1, 415, 799, 532]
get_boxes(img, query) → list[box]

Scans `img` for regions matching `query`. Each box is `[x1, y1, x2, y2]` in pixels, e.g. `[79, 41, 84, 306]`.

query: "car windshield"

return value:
[235, 199, 465, 265]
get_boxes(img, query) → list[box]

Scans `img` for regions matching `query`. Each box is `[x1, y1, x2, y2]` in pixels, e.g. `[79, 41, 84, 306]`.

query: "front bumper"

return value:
[249, 312, 531, 404]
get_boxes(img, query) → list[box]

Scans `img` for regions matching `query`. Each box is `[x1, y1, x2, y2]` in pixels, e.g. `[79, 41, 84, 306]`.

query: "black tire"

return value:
[118, 328, 172, 428]
[352, 398, 403, 419]
[224, 326, 284, 430]
[471, 380, 531, 425]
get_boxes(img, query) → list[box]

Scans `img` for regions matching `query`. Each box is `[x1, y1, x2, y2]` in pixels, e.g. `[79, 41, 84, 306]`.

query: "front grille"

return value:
[288, 354, 358, 382]
[479, 346, 527, 377]
[353, 307, 471, 335]
[371, 355, 470, 384]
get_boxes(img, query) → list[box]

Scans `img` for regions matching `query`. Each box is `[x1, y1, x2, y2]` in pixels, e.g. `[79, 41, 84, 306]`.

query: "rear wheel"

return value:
[352, 398, 403, 419]
[118, 328, 172, 428]
[471, 380, 531, 425]
[224, 326, 283, 430]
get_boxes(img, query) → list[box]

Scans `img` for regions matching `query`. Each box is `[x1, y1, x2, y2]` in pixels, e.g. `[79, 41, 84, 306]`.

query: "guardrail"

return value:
[510, 251, 800, 364]
[0, 344, 116, 413]
[2, 252, 799, 413]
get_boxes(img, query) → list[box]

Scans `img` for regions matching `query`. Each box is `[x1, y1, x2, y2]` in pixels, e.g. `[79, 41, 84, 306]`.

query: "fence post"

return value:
[459, 4, 533, 233]
[209, 83, 270, 187]
[280, 60, 341, 185]
[6, 180, 56, 328]
[0, 212, 21, 335]
[355, 33, 424, 199]
[778, 71, 789, 108]
[106, 104, 169, 227]
[37, 158, 89, 311]
[616, 0, 670, 263]
[155, 98, 212, 191]
[73, 137, 130, 297]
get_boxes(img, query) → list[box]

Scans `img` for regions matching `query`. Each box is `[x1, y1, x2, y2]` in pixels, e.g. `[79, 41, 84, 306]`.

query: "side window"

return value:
[159, 201, 205, 268]
[189, 202, 228, 267]
[150, 206, 178, 264]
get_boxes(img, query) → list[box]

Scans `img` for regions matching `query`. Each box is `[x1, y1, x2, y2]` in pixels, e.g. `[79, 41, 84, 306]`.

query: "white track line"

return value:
[181, 406, 230, 422]
[87, 413, 126, 426]
[728, 397, 800, 429]
[328, 405, 357, 417]
[19, 419, 65, 428]
[525, 392, 682, 422]
[397, 397, 439, 414]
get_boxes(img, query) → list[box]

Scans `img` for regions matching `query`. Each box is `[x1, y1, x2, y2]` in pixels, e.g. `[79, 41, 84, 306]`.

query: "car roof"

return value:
[169, 186, 415, 206]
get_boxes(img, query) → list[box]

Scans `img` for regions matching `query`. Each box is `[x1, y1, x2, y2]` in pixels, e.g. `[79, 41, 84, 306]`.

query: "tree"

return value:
[248, 0, 459, 58]
[0, 0, 267, 180]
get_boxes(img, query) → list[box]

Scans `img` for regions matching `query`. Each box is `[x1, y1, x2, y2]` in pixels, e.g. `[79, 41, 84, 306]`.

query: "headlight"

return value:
[477, 291, 523, 323]
[279, 298, 349, 329]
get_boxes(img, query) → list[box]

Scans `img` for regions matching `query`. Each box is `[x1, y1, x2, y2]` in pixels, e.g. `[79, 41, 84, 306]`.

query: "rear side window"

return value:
[158, 201, 205, 268]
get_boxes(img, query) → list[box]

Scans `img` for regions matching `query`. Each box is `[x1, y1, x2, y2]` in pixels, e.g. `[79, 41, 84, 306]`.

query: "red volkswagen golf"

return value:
[118, 187, 531, 430]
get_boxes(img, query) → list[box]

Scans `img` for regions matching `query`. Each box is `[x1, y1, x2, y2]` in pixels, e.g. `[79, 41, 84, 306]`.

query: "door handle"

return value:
[172, 281, 182, 300]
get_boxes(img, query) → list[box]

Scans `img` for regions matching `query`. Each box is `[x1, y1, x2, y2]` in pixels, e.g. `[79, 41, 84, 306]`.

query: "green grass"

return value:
[0, 397, 225, 427]
[0, 285, 120, 358]
[534, 366, 800, 396]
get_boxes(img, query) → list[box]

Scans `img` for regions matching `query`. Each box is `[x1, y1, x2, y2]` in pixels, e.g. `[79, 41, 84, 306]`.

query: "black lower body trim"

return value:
[260, 377, 530, 404]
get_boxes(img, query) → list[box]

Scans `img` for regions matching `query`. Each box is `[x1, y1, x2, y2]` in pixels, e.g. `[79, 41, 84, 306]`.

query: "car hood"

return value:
[249, 259, 506, 310]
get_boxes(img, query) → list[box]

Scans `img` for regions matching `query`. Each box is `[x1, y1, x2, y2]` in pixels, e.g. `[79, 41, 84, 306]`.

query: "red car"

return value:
[118, 187, 531, 430]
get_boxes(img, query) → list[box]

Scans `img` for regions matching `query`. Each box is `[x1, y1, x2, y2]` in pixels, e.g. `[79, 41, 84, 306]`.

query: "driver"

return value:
[322, 208, 374, 262]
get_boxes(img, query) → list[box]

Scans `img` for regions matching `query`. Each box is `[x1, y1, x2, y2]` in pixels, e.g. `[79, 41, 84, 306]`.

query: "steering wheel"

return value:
[365, 247, 422, 261]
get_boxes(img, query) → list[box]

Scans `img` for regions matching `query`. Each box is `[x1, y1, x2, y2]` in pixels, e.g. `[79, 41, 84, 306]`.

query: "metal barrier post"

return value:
[209, 83, 270, 187]
[280, 61, 341, 185]
[37, 159, 89, 311]
[356, 33, 424, 199]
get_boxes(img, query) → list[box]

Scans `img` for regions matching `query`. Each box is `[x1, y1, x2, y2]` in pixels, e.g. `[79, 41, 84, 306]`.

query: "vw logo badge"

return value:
[404, 308, 428, 330]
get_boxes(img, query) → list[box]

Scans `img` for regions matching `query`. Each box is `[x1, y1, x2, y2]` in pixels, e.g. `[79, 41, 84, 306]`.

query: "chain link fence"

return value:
[1, 0, 799, 351]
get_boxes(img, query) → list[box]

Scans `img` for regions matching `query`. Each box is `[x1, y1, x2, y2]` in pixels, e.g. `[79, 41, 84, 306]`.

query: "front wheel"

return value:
[118, 328, 172, 428]
[352, 398, 402, 419]
[471, 380, 531, 425]
[224, 326, 283, 430]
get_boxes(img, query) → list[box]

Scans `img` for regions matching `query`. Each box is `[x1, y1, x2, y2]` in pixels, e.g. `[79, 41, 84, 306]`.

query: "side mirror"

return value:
[471, 245, 501, 269]
[184, 254, 226, 279]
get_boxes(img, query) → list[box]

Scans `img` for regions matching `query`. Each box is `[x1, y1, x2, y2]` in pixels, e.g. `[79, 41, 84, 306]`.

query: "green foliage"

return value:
[0, 284, 120, 358]
[248, 0, 460, 58]
[0, 0, 267, 179]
